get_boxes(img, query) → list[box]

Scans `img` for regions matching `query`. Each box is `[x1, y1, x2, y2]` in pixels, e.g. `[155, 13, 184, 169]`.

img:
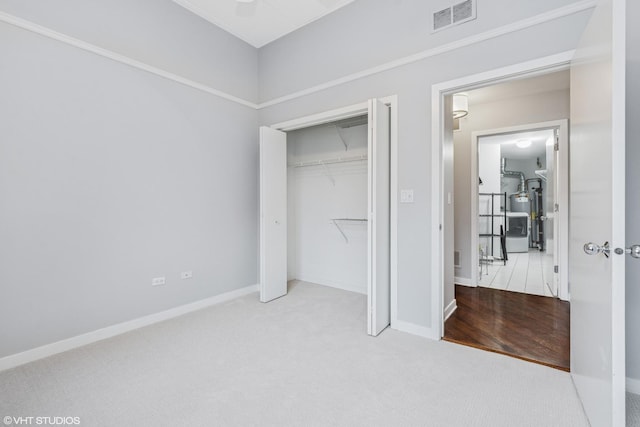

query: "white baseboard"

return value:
[392, 320, 439, 340]
[294, 275, 367, 295]
[444, 299, 458, 321]
[454, 276, 473, 286]
[628, 377, 640, 394]
[0, 284, 259, 372]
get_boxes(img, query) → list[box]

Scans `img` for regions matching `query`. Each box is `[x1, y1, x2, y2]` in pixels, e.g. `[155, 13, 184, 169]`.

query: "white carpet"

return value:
[629, 392, 640, 426]
[0, 281, 589, 426]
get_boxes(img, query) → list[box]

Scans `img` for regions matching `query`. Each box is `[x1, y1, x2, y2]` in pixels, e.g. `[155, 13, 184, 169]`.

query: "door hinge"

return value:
[554, 203, 559, 212]
[554, 141, 559, 151]
[554, 265, 559, 274]
[439, 224, 443, 231]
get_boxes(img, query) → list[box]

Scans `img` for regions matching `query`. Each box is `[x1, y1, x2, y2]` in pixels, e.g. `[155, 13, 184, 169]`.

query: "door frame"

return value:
[269, 95, 399, 327]
[430, 51, 574, 339]
[469, 120, 569, 301]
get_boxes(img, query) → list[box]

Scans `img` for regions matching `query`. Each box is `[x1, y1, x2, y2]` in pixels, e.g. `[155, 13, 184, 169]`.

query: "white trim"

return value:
[271, 102, 368, 131]
[470, 130, 480, 287]
[256, 1, 595, 109]
[611, 1, 627, 422]
[627, 377, 640, 395]
[431, 52, 576, 342]
[431, 82, 445, 341]
[1, 1, 594, 112]
[389, 97, 399, 329]
[0, 11, 258, 109]
[454, 276, 473, 286]
[0, 284, 258, 372]
[393, 320, 438, 340]
[556, 121, 570, 301]
[444, 299, 457, 321]
[269, 95, 399, 332]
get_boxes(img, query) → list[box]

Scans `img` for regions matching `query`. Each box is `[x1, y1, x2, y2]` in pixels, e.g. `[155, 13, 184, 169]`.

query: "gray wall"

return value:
[454, 90, 570, 281]
[258, 0, 585, 103]
[3, 0, 633, 380]
[258, 0, 589, 329]
[0, 2, 259, 358]
[626, 0, 640, 383]
[0, 0, 258, 102]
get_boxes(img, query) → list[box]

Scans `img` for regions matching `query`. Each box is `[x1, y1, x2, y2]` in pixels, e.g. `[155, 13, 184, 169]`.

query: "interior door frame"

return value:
[268, 95, 399, 328]
[430, 51, 575, 339]
[469, 120, 569, 301]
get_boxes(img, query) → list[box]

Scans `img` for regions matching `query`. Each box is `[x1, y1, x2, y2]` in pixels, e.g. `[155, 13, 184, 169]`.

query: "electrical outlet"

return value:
[181, 271, 193, 280]
[400, 189, 414, 203]
[151, 277, 166, 286]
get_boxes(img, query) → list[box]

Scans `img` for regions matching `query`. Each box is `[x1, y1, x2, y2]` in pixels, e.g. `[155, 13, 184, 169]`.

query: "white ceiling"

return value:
[173, 0, 357, 48]
[480, 129, 554, 160]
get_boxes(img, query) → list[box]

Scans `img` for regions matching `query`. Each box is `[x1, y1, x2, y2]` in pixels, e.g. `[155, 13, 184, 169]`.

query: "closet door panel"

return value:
[367, 99, 391, 336]
[259, 126, 288, 303]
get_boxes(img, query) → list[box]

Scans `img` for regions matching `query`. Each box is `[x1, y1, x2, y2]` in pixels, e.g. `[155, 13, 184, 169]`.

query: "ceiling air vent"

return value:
[432, 0, 476, 33]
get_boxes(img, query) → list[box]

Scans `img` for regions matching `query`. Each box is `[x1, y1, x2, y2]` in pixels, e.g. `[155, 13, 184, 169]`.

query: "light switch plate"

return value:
[400, 189, 414, 203]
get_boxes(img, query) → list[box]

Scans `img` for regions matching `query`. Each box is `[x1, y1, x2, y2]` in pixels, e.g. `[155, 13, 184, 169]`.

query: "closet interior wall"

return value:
[286, 117, 369, 294]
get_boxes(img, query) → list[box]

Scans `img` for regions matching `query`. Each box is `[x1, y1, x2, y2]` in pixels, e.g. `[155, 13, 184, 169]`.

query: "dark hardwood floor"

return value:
[444, 285, 570, 371]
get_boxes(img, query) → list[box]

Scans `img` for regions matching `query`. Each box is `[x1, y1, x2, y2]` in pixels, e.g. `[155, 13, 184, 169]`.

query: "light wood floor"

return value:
[479, 250, 555, 297]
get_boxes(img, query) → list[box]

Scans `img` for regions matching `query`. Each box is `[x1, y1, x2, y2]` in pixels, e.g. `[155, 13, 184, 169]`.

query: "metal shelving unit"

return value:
[479, 192, 508, 267]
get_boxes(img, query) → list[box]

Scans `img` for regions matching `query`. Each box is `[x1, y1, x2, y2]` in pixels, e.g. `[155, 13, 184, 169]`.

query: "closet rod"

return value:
[335, 121, 367, 129]
[288, 155, 367, 168]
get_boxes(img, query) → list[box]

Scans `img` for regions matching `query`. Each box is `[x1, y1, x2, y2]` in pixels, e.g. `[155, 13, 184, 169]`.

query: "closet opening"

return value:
[286, 115, 369, 297]
[259, 97, 397, 337]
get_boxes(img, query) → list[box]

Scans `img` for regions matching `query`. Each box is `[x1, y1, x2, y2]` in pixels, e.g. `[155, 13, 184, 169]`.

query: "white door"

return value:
[569, 0, 626, 425]
[259, 126, 288, 303]
[542, 134, 557, 296]
[367, 99, 391, 336]
[551, 141, 560, 297]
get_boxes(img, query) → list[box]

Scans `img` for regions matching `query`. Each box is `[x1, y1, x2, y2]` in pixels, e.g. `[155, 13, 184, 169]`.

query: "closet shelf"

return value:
[330, 218, 368, 243]
[288, 155, 367, 168]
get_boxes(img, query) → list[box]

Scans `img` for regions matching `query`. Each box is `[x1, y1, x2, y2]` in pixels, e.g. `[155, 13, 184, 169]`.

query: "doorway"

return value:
[470, 121, 569, 301]
[477, 129, 556, 296]
[259, 96, 398, 337]
[432, 62, 572, 369]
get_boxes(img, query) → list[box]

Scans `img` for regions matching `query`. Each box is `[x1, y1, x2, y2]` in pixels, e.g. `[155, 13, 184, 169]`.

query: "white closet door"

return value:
[367, 99, 391, 336]
[569, 0, 626, 425]
[259, 126, 288, 303]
